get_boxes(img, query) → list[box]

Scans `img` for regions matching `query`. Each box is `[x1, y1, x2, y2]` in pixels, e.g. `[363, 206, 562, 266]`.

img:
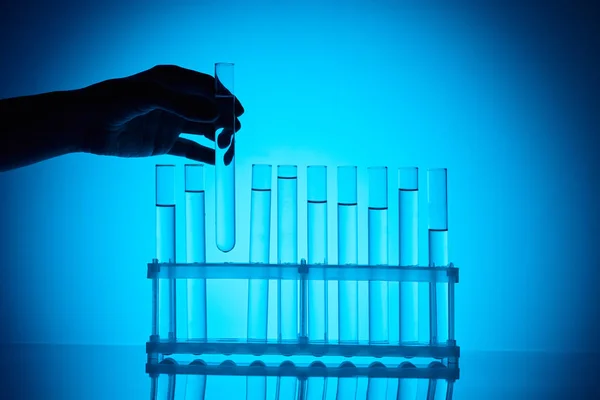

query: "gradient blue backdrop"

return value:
[0, 0, 599, 397]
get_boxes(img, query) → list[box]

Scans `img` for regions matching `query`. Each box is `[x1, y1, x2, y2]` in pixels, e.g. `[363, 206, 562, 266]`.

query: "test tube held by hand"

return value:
[214, 62, 236, 252]
[337, 166, 358, 344]
[428, 168, 449, 344]
[307, 166, 328, 343]
[156, 164, 176, 340]
[185, 164, 207, 340]
[368, 167, 389, 344]
[247, 164, 272, 342]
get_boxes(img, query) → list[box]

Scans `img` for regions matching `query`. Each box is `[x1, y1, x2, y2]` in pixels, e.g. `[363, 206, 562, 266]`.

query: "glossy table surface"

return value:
[0, 344, 598, 399]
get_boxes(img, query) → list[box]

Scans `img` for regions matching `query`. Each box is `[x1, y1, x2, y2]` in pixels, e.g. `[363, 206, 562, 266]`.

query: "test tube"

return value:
[368, 167, 389, 344]
[336, 362, 358, 400]
[276, 363, 298, 400]
[428, 168, 449, 345]
[398, 168, 419, 344]
[427, 378, 452, 400]
[214, 62, 236, 252]
[307, 165, 328, 343]
[337, 166, 358, 344]
[367, 363, 388, 399]
[156, 164, 176, 340]
[306, 376, 327, 400]
[277, 165, 298, 342]
[246, 361, 267, 400]
[186, 360, 207, 400]
[396, 378, 418, 400]
[185, 164, 207, 340]
[248, 164, 272, 342]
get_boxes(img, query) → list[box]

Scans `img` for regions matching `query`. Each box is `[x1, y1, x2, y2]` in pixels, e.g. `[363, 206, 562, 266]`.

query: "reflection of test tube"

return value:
[185, 165, 207, 340]
[277, 165, 298, 341]
[248, 164, 272, 342]
[214, 62, 236, 252]
[428, 168, 449, 344]
[368, 167, 389, 344]
[398, 167, 419, 343]
[156, 164, 176, 340]
[337, 166, 358, 344]
[307, 166, 328, 343]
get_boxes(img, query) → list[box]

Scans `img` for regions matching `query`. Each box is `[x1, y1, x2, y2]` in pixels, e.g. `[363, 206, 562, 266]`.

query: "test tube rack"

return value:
[145, 261, 459, 368]
[148, 164, 460, 389]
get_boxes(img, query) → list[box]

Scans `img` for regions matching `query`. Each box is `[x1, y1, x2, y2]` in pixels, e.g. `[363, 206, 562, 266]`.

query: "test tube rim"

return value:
[277, 165, 298, 178]
[307, 165, 327, 169]
[156, 164, 176, 205]
[215, 62, 235, 67]
[368, 166, 388, 209]
[427, 167, 448, 172]
[337, 165, 358, 204]
[184, 164, 205, 192]
[252, 164, 273, 190]
[398, 166, 419, 190]
[368, 166, 388, 171]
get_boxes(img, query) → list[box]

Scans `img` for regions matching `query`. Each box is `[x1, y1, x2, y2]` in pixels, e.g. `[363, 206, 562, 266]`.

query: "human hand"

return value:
[72, 65, 244, 165]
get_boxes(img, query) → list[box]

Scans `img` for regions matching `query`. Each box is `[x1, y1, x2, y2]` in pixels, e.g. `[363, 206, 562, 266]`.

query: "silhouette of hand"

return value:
[74, 65, 243, 165]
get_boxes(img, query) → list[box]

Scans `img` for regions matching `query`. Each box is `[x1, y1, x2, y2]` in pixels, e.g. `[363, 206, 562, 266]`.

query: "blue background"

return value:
[0, 0, 598, 397]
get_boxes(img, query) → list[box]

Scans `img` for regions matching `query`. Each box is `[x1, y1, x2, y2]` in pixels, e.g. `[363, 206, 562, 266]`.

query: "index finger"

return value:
[135, 65, 245, 116]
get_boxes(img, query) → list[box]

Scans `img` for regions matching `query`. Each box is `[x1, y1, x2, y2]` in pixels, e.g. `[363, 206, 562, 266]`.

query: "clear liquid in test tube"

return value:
[307, 165, 328, 343]
[185, 164, 207, 341]
[156, 164, 176, 340]
[277, 165, 298, 342]
[248, 164, 272, 342]
[368, 167, 389, 344]
[428, 168, 449, 344]
[337, 166, 358, 344]
[214, 62, 236, 252]
[398, 167, 419, 344]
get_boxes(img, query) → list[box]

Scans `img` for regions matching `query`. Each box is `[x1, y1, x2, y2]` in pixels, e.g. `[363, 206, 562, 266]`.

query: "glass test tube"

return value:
[367, 363, 388, 400]
[248, 164, 272, 342]
[429, 379, 451, 400]
[368, 167, 389, 344]
[306, 376, 327, 400]
[156, 164, 176, 340]
[185, 165, 207, 341]
[186, 360, 207, 400]
[277, 165, 298, 341]
[214, 62, 236, 252]
[276, 370, 298, 400]
[307, 166, 328, 343]
[398, 167, 419, 343]
[367, 378, 388, 400]
[246, 362, 267, 400]
[337, 166, 358, 344]
[336, 362, 358, 400]
[428, 168, 449, 344]
[396, 378, 418, 400]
